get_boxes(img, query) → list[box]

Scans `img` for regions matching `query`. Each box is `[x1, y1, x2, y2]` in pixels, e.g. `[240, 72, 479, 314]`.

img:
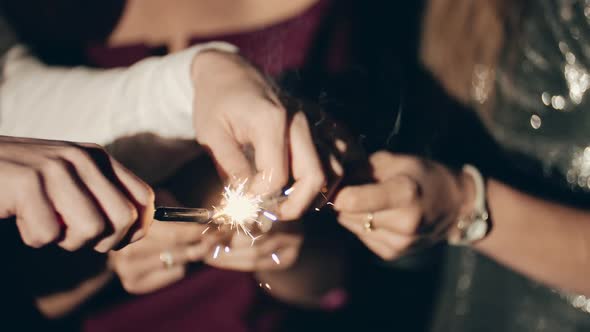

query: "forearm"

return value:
[0, 42, 235, 145]
[35, 269, 114, 319]
[474, 179, 590, 294]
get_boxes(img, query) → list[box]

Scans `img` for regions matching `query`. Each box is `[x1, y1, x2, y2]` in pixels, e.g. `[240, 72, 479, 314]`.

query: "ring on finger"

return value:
[363, 212, 375, 232]
[159, 251, 174, 269]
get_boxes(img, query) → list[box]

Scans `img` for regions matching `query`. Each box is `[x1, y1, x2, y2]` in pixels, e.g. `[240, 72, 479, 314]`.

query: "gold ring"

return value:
[363, 212, 375, 232]
[159, 251, 174, 269]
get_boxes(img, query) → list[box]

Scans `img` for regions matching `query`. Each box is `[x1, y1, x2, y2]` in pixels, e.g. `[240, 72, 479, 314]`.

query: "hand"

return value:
[0, 136, 154, 252]
[109, 220, 220, 294]
[204, 223, 303, 272]
[191, 51, 325, 220]
[334, 151, 473, 260]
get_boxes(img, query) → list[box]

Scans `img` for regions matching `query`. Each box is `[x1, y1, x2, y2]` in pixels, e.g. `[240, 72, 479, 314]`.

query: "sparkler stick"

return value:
[154, 207, 213, 224]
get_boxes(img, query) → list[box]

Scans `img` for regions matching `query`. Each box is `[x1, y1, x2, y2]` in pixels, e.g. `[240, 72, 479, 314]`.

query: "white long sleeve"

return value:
[0, 42, 238, 145]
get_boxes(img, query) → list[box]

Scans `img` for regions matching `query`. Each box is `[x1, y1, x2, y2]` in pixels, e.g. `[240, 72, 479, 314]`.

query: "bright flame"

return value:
[213, 179, 262, 239]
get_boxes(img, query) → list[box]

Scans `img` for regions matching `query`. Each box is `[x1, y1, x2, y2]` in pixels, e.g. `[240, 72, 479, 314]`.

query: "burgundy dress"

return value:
[82, 1, 350, 331]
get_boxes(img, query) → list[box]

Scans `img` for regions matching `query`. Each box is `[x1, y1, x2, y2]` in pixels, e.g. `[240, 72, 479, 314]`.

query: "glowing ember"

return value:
[212, 179, 263, 239]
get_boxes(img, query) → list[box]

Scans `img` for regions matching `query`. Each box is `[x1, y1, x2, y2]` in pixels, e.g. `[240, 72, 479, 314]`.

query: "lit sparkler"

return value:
[212, 179, 264, 240]
[154, 178, 284, 243]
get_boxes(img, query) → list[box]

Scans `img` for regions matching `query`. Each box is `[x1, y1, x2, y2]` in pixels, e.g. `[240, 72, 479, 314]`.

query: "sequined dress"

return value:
[430, 1, 590, 331]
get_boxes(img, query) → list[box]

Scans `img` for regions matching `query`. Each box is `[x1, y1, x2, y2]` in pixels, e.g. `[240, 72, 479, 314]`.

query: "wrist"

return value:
[448, 165, 491, 245]
[191, 49, 242, 84]
[189, 41, 239, 82]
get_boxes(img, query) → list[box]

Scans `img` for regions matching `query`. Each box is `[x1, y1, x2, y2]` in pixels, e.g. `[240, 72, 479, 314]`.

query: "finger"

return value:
[369, 151, 421, 182]
[0, 160, 61, 247]
[57, 146, 142, 252]
[201, 129, 254, 181]
[107, 155, 155, 246]
[338, 207, 421, 235]
[124, 265, 186, 294]
[39, 158, 106, 251]
[333, 176, 417, 213]
[119, 223, 216, 260]
[205, 243, 258, 271]
[333, 183, 390, 213]
[255, 232, 302, 257]
[338, 216, 416, 252]
[249, 104, 289, 195]
[113, 242, 206, 282]
[360, 237, 398, 261]
[336, 216, 399, 259]
[280, 112, 325, 220]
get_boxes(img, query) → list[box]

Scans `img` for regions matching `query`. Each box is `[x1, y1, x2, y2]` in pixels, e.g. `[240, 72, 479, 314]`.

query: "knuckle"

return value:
[18, 169, 44, 199]
[35, 227, 60, 246]
[23, 228, 59, 248]
[271, 171, 289, 191]
[370, 151, 391, 163]
[380, 247, 399, 261]
[119, 278, 140, 294]
[137, 184, 155, 207]
[112, 205, 138, 229]
[399, 237, 415, 250]
[399, 213, 421, 235]
[312, 172, 326, 191]
[60, 240, 81, 252]
[115, 264, 135, 280]
[41, 157, 68, 177]
[394, 176, 419, 203]
[343, 192, 359, 209]
[23, 236, 44, 248]
[77, 221, 105, 240]
[60, 146, 90, 163]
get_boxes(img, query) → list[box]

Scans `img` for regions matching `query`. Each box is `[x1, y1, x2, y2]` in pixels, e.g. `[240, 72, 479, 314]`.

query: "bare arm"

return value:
[0, 43, 235, 145]
[475, 179, 590, 295]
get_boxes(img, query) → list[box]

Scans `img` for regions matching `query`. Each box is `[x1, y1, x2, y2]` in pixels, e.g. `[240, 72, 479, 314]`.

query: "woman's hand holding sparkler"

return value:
[334, 151, 475, 260]
[191, 51, 325, 220]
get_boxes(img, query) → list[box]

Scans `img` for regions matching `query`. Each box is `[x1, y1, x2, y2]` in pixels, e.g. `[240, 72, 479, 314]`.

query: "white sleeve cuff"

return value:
[0, 41, 239, 145]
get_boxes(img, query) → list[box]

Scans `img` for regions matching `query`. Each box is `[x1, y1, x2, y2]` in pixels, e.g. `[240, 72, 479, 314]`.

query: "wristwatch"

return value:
[448, 164, 491, 246]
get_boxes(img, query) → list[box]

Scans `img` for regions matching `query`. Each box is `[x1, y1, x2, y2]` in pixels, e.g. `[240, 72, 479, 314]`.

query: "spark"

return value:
[250, 235, 262, 247]
[201, 226, 210, 235]
[271, 252, 280, 265]
[259, 283, 272, 291]
[224, 246, 231, 253]
[213, 245, 221, 259]
[314, 207, 321, 212]
[263, 211, 278, 221]
[212, 179, 262, 240]
[284, 187, 295, 196]
[327, 201, 334, 206]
